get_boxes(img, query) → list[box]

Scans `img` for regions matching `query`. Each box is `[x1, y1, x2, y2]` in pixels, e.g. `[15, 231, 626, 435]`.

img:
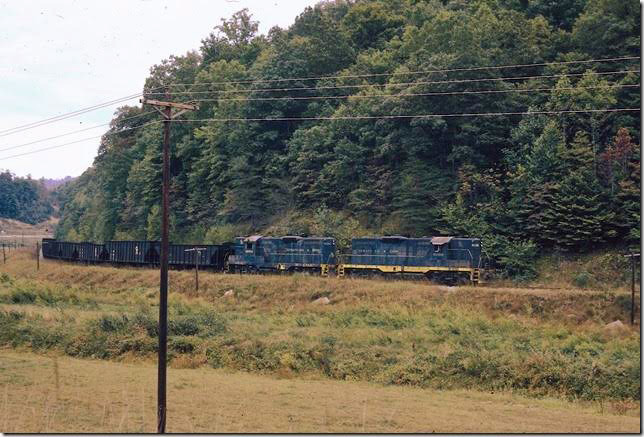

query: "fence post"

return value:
[36, 241, 40, 271]
[195, 248, 199, 292]
[631, 251, 635, 325]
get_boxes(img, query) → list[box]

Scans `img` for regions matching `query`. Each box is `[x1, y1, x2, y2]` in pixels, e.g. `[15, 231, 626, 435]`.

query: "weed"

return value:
[295, 314, 316, 327]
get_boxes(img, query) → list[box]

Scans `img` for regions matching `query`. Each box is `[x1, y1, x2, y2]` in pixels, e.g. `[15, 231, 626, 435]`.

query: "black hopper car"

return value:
[42, 238, 232, 271]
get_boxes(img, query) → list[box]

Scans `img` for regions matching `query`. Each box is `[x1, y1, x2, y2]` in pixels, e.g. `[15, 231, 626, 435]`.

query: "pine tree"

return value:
[549, 132, 613, 249]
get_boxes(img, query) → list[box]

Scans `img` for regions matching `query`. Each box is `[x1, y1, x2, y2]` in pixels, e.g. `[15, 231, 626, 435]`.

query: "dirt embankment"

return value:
[0, 218, 56, 245]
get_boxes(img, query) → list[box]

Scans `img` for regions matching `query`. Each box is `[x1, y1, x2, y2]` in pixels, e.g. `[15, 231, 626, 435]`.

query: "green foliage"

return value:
[573, 271, 593, 288]
[310, 204, 364, 250]
[0, 279, 640, 402]
[0, 171, 53, 224]
[204, 224, 244, 244]
[53, 1, 640, 278]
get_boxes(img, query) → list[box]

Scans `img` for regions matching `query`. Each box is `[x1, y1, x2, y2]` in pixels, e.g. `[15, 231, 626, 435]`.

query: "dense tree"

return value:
[53, 0, 641, 277]
[0, 172, 53, 224]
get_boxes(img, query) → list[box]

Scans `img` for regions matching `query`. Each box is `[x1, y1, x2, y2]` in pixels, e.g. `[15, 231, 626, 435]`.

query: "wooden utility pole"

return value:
[184, 247, 206, 292]
[141, 92, 197, 434]
[625, 252, 640, 325]
[624, 252, 640, 325]
[36, 242, 40, 270]
[632, 253, 635, 325]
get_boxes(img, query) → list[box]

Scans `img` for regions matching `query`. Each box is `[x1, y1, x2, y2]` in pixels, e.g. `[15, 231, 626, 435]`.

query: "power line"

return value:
[163, 56, 640, 87]
[148, 69, 639, 96]
[5, 84, 636, 155]
[0, 85, 164, 138]
[0, 119, 162, 161]
[5, 84, 637, 154]
[189, 84, 640, 104]
[0, 108, 636, 162]
[0, 93, 145, 138]
[169, 108, 639, 123]
[2, 57, 636, 138]
[3, 58, 636, 138]
[0, 111, 156, 153]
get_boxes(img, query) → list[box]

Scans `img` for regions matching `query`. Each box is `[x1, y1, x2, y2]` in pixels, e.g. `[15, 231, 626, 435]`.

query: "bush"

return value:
[573, 271, 593, 288]
[206, 345, 225, 368]
[169, 317, 200, 336]
[169, 336, 199, 354]
[205, 224, 246, 244]
[96, 314, 130, 333]
[495, 238, 538, 280]
[10, 290, 36, 304]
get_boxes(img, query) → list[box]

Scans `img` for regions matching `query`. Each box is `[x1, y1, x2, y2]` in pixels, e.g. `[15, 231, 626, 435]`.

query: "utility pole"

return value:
[36, 242, 40, 270]
[141, 91, 197, 434]
[624, 252, 640, 325]
[2, 244, 5, 264]
[184, 247, 206, 292]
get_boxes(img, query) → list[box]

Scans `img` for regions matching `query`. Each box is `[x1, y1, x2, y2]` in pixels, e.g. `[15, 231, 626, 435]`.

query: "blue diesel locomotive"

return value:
[227, 235, 337, 275]
[338, 236, 482, 284]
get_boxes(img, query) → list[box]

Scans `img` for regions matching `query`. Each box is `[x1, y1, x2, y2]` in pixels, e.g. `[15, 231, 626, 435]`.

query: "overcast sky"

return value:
[0, 0, 320, 179]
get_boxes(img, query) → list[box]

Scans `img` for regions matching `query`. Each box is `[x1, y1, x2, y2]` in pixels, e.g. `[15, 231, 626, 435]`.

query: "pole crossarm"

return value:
[140, 98, 198, 113]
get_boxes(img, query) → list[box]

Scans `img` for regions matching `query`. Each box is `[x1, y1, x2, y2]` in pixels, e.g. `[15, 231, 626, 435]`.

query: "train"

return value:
[41, 234, 483, 284]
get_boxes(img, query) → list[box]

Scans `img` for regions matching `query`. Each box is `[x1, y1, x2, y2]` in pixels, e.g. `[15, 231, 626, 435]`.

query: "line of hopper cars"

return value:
[42, 235, 483, 284]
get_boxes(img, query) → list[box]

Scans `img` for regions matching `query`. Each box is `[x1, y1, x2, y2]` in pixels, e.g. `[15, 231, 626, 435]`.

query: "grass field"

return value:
[0, 350, 639, 433]
[0, 249, 640, 432]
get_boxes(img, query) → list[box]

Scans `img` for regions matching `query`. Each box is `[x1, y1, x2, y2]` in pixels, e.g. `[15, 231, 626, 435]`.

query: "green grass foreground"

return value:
[0, 265, 639, 404]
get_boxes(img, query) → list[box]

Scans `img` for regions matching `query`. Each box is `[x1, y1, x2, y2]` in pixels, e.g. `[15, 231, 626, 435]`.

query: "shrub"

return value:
[614, 294, 633, 313]
[205, 224, 245, 244]
[29, 325, 67, 350]
[169, 317, 200, 336]
[116, 335, 157, 354]
[206, 345, 225, 368]
[495, 239, 538, 280]
[96, 314, 130, 333]
[169, 336, 199, 354]
[573, 271, 593, 288]
[10, 289, 36, 304]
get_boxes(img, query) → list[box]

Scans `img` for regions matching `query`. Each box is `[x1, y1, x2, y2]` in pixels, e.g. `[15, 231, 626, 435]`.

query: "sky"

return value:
[0, 0, 321, 179]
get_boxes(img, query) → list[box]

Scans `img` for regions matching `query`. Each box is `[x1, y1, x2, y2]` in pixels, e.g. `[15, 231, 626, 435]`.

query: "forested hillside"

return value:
[0, 171, 54, 224]
[55, 0, 641, 277]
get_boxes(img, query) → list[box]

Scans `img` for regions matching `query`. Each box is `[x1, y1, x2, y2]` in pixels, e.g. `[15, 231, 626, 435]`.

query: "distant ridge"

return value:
[40, 176, 76, 191]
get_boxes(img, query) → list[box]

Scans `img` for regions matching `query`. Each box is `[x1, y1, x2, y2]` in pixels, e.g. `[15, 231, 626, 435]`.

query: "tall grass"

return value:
[0, 298, 639, 401]
[0, 251, 639, 403]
